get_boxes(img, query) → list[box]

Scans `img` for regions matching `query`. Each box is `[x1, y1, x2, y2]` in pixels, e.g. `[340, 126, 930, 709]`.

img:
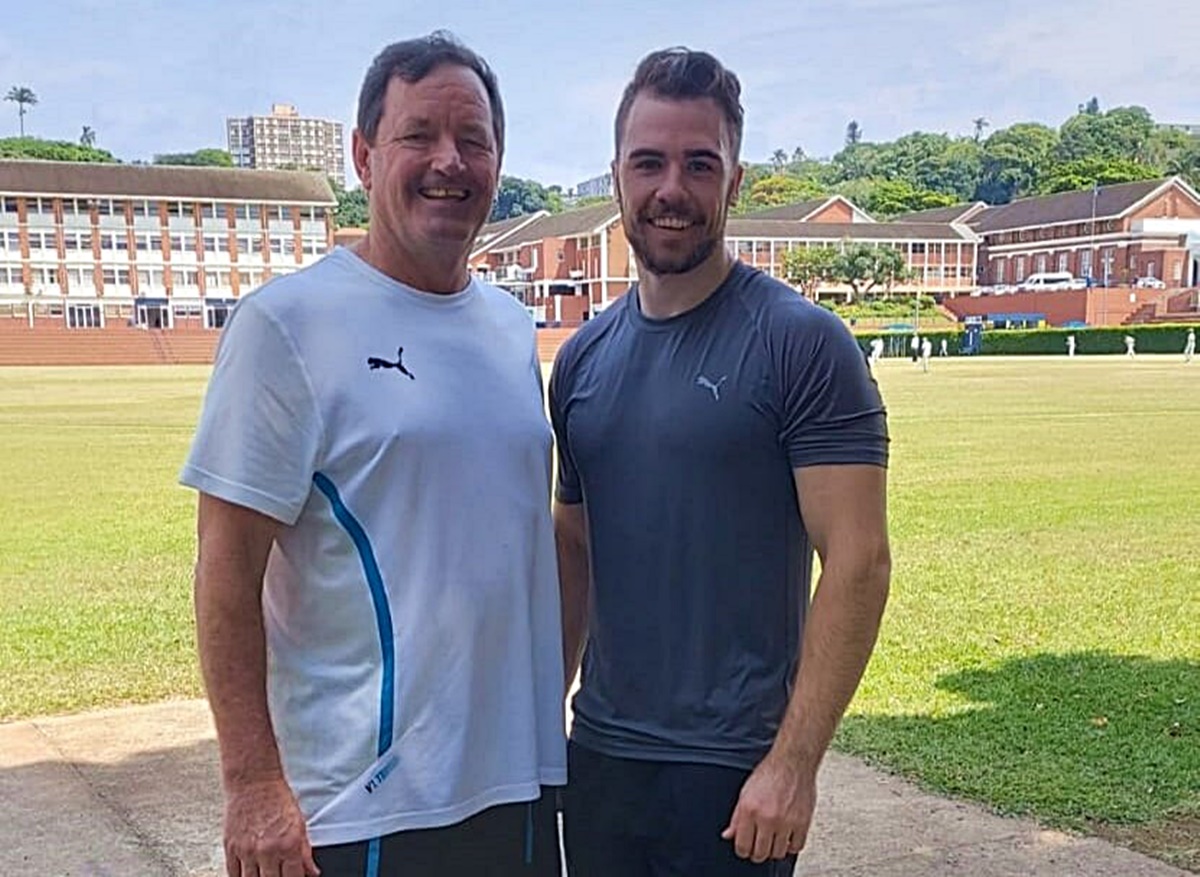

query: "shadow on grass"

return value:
[838, 651, 1200, 868]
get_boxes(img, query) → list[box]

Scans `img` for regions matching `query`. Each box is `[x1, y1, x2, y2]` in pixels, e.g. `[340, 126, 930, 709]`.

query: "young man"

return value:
[551, 48, 891, 877]
[181, 32, 565, 877]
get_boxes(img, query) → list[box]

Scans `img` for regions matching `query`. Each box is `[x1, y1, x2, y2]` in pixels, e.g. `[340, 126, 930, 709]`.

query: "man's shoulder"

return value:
[240, 250, 353, 315]
[725, 264, 847, 338]
[474, 279, 538, 325]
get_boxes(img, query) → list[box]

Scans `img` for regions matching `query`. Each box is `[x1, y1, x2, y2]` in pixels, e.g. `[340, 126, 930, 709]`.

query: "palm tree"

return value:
[80, 125, 96, 148]
[770, 149, 788, 172]
[972, 117, 990, 142]
[5, 86, 37, 137]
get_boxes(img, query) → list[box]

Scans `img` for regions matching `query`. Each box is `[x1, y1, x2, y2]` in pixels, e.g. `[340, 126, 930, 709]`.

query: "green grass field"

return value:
[1, 357, 1197, 865]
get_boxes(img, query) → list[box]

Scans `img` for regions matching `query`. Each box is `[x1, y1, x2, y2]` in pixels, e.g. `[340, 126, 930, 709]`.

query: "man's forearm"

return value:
[554, 505, 591, 690]
[194, 496, 286, 791]
[770, 554, 890, 770]
[559, 545, 589, 687]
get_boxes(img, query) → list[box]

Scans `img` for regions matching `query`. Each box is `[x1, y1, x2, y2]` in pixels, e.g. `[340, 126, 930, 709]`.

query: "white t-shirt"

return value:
[180, 247, 566, 846]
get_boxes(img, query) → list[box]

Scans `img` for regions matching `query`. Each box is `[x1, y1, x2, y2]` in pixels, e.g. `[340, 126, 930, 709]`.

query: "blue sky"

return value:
[2, 0, 1197, 190]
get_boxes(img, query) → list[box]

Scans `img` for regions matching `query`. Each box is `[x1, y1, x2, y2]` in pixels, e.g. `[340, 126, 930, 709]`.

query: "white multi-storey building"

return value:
[0, 160, 335, 330]
[227, 103, 346, 187]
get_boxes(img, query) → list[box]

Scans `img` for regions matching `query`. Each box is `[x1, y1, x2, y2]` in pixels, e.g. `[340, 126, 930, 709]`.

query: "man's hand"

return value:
[720, 752, 817, 863]
[223, 777, 320, 877]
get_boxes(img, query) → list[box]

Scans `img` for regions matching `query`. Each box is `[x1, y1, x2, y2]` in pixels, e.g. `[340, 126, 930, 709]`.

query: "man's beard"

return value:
[626, 214, 720, 276]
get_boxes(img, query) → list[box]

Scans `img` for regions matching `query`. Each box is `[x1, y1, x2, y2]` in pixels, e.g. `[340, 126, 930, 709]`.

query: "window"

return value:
[68, 268, 94, 288]
[28, 231, 55, 251]
[1015, 257, 1027, 281]
[1, 197, 18, 213]
[1035, 255, 1047, 273]
[911, 242, 926, 254]
[102, 268, 131, 286]
[201, 203, 219, 219]
[172, 269, 199, 287]
[238, 270, 253, 287]
[1080, 250, 1093, 278]
[166, 201, 189, 218]
[172, 234, 196, 252]
[1057, 253, 1068, 272]
[205, 270, 232, 289]
[138, 269, 165, 290]
[67, 304, 102, 329]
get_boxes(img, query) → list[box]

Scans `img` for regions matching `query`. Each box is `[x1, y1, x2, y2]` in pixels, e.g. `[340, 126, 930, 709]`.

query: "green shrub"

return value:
[979, 325, 1195, 356]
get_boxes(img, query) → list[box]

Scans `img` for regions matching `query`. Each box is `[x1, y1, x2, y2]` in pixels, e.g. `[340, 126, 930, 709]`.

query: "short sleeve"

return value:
[776, 307, 889, 469]
[548, 342, 582, 504]
[179, 296, 323, 524]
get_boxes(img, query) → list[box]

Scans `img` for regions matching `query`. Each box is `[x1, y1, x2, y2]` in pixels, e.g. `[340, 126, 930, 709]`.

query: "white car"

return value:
[1134, 276, 1166, 289]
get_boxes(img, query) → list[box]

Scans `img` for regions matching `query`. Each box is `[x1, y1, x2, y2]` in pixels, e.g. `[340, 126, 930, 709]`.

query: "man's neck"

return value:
[354, 232, 469, 295]
[636, 248, 737, 320]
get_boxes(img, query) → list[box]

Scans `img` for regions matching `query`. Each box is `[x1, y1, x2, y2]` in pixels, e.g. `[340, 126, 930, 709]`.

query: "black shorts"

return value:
[563, 741, 796, 877]
[313, 787, 561, 877]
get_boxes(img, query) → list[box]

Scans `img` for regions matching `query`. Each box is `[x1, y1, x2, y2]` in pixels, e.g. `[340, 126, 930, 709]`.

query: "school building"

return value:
[0, 160, 336, 333]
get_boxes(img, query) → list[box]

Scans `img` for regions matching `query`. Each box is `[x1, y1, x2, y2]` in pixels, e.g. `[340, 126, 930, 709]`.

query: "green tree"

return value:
[545, 184, 566, 214]
[79, 126, 96, 148]
[872, 132, 982, 200]
[492, 175, 558, 221]
[975, 122, 1059, 203]
[1142, 127, 1193, 171]
[770, 148, 788, 172]
[972, 117, 989, 143]
[1055, 106, 1154, 164]
[868, 179, 957, 216]
[827, 178, 953, 218]
[831, 243, 911, 301]
[845, 120, 862, 146]
[329, 179, 369, 228]
[1166, 139, 1200, 189]
[0, 136, 116, 163]
[831, 141, 884, 182]
[781, 245, 837, 299]
[1037, 157, 1162, 194]
[5, 86, 37, 137]
[745, 174, 825, 210]
[153, 148, 234, 167]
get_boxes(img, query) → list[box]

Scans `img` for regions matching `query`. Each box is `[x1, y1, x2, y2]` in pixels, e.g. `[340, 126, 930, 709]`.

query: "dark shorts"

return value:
[313, 787, 561, 877]
[563, 742, 796, 877]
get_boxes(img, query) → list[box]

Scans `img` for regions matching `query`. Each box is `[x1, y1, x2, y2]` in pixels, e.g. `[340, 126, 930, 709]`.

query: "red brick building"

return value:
[968, 177, 1200, 289]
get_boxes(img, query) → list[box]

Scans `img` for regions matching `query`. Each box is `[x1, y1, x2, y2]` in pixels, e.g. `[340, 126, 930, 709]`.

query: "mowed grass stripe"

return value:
[0, 358, 1196, 860]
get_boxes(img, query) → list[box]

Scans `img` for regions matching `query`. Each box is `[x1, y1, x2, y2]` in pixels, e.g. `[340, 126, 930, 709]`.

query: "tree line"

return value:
[6, 83, 1198, 229]
[740, 99, 1200, 217]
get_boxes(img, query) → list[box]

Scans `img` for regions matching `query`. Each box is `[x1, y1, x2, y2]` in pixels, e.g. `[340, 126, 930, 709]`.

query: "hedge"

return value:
[852, 324, 1196, 356]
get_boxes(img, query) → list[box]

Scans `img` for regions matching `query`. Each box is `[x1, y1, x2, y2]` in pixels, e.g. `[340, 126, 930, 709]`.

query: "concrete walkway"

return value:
[0, 699, 1191, 876]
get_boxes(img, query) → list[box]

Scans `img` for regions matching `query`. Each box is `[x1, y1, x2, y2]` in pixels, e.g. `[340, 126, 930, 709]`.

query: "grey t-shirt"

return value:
[549, 262, 888, 770]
